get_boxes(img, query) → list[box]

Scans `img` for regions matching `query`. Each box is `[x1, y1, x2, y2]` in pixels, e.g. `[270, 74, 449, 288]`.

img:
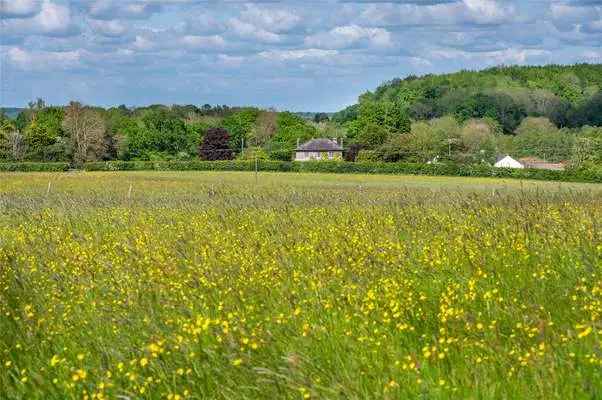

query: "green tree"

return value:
[511, 119, 574, 162]
[458, 119, 498, 163]
[313, 113, 330, 123]
[23, 106, 65, 160]
[356, 123, 389, 149]
[454, 92, 525, 133]
[0, 112, 16, 160]
[569, 92, 602, 127]
[273, 112, 317, 145]
[123, 109, 201, 160]
[356, 100, 410, 135]
[514, 117, 558, 136]
[222, 109, 259, 152]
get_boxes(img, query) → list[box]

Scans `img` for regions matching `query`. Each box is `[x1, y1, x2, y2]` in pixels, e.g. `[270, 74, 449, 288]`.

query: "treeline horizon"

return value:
[1, 63, 601, 167]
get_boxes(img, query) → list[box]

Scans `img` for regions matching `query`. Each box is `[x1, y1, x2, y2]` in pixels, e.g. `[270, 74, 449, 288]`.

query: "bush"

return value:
[237, 146, 269, 161]
[268, 149, 293, 161]
[355, 150, 380, 162]
[3, 160, 598, 183]
[81, 160, 602, 183]
[0, 162, 70, 172]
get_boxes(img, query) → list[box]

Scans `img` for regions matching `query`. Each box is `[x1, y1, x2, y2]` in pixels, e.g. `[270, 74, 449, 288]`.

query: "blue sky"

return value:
[1, 0, 602, 111]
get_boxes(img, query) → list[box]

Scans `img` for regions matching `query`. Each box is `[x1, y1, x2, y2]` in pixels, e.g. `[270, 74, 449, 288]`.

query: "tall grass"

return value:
[0, 171, 600, 399]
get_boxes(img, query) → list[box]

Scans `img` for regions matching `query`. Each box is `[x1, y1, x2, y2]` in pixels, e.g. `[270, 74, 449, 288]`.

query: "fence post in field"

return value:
[46, 181, 51, 198]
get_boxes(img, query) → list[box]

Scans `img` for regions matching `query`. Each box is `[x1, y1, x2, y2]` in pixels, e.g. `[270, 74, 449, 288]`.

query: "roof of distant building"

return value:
[296, 138, 343, 152]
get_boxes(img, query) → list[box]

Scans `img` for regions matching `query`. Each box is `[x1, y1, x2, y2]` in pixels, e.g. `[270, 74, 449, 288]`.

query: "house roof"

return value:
[296, 138, 343, 152]
[496, 154, 517, 163]
[519, 157, 566, 170]
[495, 154, 519, 163]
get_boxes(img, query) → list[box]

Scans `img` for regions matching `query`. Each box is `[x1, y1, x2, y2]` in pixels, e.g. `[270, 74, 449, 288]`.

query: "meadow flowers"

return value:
[0, 171, 600, 399]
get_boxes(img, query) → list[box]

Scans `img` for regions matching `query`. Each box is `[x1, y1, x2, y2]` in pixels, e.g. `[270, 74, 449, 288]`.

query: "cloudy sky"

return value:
[1, 0, 601, 111]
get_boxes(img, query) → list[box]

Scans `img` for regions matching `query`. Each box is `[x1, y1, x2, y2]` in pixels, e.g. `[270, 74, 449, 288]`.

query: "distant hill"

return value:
[1, 108, 24, 119]
[333, 64, 602, 131]
[294, 112, 333, 121]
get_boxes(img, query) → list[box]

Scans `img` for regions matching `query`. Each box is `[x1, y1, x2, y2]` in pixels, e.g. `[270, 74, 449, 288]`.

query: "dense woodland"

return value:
[1, 64, 601, 167]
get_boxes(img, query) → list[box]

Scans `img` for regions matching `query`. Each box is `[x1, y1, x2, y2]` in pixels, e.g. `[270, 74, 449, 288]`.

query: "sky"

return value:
[1, 0, 602, 111]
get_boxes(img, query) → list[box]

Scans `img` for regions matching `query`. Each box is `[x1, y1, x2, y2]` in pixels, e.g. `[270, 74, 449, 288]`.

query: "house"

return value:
[494, 155, 524, 169]
[518, 157, 566, 171]
[295, 138, 343, 161]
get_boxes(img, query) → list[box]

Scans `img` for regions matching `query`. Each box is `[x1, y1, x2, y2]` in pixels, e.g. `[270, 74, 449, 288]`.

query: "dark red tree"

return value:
[198, 127, 233, 160]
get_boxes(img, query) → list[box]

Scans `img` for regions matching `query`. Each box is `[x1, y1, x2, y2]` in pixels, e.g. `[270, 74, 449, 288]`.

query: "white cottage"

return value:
[294, 138, 343, 161]
[494, 155, 524, 169]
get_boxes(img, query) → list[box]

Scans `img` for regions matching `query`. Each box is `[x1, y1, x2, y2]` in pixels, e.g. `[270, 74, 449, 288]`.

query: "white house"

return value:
[494, 155, 524, 169]
[295, 138, 343, 161]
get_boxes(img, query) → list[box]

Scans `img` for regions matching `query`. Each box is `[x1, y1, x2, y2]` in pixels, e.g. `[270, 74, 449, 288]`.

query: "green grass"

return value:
[1, 171, 601, 399]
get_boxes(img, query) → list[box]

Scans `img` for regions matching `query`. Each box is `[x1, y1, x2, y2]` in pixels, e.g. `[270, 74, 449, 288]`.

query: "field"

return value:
[1, 171, 601, 399]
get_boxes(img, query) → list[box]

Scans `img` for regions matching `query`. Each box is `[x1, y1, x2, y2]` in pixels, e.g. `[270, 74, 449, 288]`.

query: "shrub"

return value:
[0, 162, 70, 172]
[237, 146, 269, 161]
[355, 150, 380, 162]
[81, 160, 602, 183]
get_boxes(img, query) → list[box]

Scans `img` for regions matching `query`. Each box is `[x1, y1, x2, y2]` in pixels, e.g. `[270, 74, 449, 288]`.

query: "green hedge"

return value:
[1, 160, 599, 183]
[0, 162, 70, 172]
[81, 160, 602, 183]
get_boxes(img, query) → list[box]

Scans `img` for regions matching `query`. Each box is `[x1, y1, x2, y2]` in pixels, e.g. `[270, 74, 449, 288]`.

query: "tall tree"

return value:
[7, 132, 27, 161]
[62, 102, 106, 165]
[313, 113, 330, 123]
[198, 127, 233, 160]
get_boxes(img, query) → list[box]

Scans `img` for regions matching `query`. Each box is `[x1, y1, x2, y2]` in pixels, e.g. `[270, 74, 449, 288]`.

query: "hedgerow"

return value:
[78, 160, 602, 183]
[0, 162, 70, 172]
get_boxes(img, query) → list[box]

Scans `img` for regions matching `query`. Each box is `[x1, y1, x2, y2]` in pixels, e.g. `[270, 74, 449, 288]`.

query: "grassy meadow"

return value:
[0, 171, 601, 399]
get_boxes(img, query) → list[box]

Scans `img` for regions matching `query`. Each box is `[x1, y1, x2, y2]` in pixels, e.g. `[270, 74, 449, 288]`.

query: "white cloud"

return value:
[87, 0, 160, 20]
[259, 48, 338, 62]
[462, 0, 516, 25]
[2, 0, 78, 37]
[89, 19, 127, 37]
[218, 54, 244, 67]
[582, 49, 602, 62]
[549, 3, 599, 31]
[7, 47, 82, 71]
[132, 35, 155, 51]
[180, 35, 226, 49]
[239, 4, 301, 33]
[430, 47, 550, 64]
[228, 18, 283, 43]
[185, 13, 224, 34]
[0, 0, 40, 18]
[305, 25, 392, 49]
[358, 0, 515, 27]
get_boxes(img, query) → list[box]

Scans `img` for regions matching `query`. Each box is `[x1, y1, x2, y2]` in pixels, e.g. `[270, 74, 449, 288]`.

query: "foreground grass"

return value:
[0, 171, 601, 399]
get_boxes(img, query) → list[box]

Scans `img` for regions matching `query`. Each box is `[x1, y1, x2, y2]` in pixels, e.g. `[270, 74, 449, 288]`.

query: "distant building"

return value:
[295, 138, 343, 161]
[494, 155, 524, 169]
[518, 157, 566, 171]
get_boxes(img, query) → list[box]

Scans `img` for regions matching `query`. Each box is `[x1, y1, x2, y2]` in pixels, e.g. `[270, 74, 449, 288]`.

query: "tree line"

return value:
[1, 64, 601, 167]
[0, 99, 338, 165]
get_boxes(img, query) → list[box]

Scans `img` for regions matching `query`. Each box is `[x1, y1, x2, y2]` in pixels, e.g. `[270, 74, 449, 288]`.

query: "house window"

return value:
[328, 152, 334, 159]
